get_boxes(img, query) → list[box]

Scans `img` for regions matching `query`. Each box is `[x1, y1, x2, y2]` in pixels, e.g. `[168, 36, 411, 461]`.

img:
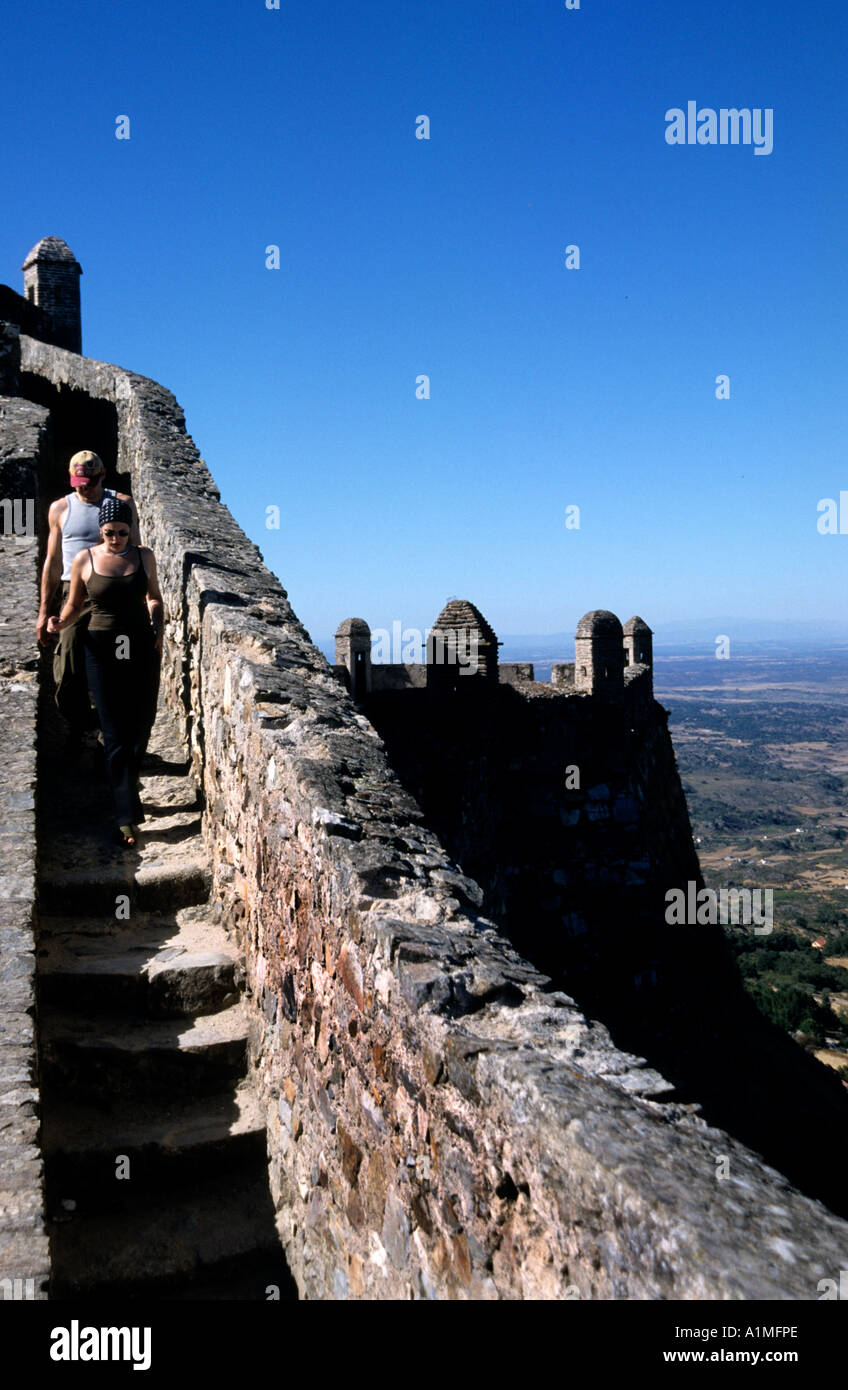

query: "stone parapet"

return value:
[369, 663, 427, 692]
[499, 662, 535, 683]
[0, 395, 51, 1298]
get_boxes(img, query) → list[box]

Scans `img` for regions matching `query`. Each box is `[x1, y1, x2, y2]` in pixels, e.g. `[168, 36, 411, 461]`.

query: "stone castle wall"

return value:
[0, 394, 52, 1297]
[9, 332, 848, 1298]
[0, 291, 55, 367]
[366, 677, 701, 942]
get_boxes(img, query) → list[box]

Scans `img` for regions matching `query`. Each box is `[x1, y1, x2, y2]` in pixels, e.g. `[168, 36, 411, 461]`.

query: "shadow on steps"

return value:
[36, 670, 298, 1301]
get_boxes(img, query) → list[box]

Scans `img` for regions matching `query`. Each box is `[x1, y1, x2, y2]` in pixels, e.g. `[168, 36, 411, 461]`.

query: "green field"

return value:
[657, 647, 848, 1070]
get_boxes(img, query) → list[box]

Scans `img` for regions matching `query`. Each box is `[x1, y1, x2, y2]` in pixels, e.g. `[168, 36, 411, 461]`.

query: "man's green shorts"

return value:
[52, 581, 96, 731]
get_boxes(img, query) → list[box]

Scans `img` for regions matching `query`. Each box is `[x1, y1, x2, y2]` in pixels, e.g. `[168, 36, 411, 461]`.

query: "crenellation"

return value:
[499, 661, 534, 684]
[336, 603, 653, 702]
[550, 661, 574, 687]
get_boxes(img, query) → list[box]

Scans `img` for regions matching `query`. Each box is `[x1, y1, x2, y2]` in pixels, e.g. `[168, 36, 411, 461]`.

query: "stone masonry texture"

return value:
[0, 394, 51, 1297]
[9, 331, 848, 1299]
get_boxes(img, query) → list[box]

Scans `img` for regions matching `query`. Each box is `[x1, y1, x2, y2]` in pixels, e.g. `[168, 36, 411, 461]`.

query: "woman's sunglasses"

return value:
[103, 528, 130, 538]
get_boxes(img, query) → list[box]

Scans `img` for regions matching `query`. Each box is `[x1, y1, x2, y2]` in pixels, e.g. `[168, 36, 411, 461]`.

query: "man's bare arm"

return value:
[36, 498, 67, 646]
[46, 551, 88, 636]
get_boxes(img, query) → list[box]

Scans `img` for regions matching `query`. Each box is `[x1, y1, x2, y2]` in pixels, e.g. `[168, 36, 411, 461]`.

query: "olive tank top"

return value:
[84, 548, 150, 634]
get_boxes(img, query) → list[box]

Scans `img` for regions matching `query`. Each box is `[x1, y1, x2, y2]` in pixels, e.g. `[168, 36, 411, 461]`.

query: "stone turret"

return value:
[574, 609, 624, 702]
[623, 616, 653, 669]
[21, 237, 82, 354]
[427, 598, 498, 691]
[335, 617, 371, 701]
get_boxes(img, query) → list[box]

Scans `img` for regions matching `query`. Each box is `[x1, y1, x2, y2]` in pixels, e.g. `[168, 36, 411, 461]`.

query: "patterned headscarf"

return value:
[98, 496, 133, 529]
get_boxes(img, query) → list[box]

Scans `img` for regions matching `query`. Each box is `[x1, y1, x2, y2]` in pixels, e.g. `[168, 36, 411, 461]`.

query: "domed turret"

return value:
[623, 616, 653, 669]
[335, 617, 371, 700]
[574, 609, 624, 701]
[21, 237, 82, 353]
[23, 236, 78, 264]
[427, 598, 498, 690]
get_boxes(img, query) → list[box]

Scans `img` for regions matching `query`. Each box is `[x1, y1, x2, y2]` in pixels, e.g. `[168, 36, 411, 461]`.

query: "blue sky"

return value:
[2, 0, 846, 644]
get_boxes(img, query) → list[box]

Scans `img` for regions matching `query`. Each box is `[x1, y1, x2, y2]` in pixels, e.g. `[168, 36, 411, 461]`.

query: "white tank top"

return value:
[60, 488, 117, 580]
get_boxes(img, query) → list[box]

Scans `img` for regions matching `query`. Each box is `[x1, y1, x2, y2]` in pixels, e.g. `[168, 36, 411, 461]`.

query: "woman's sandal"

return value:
[118, 824, 138, 847]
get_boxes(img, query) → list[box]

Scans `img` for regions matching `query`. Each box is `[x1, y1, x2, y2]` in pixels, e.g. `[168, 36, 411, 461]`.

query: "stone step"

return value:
[43, 1078, 267, 1203]
[40, 1002, 250, 1099]
[137, 770, 199, 812]
[38, 910, 242, 1016]
[33, 699, 297, 1298]
[49, 1168, 284, 1298]
[136, 808, 204, 839]
[38, 853, 211, 915]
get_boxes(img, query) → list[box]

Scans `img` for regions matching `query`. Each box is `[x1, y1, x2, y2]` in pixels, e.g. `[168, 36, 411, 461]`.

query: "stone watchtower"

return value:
[426, 598, 499, 692]
[335, 618, 372, 702]
[22, 237, 82, 354]
[574, 609, 625, 702]
[623, 615, 653, 669]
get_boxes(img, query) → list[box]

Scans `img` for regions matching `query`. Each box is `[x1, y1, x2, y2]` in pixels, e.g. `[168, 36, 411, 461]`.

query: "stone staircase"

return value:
[36, 696, 295, 1299]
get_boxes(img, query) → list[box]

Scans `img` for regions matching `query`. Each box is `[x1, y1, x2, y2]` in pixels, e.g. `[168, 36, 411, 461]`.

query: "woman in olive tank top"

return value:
[48, 498, 165, 846]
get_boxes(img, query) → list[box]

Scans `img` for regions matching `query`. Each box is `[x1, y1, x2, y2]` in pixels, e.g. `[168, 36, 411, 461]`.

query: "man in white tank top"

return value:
[37, 450, 140, 736]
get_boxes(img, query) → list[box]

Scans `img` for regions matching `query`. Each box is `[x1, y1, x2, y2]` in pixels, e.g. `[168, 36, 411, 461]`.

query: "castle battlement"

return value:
[333, 602, 654, 703]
